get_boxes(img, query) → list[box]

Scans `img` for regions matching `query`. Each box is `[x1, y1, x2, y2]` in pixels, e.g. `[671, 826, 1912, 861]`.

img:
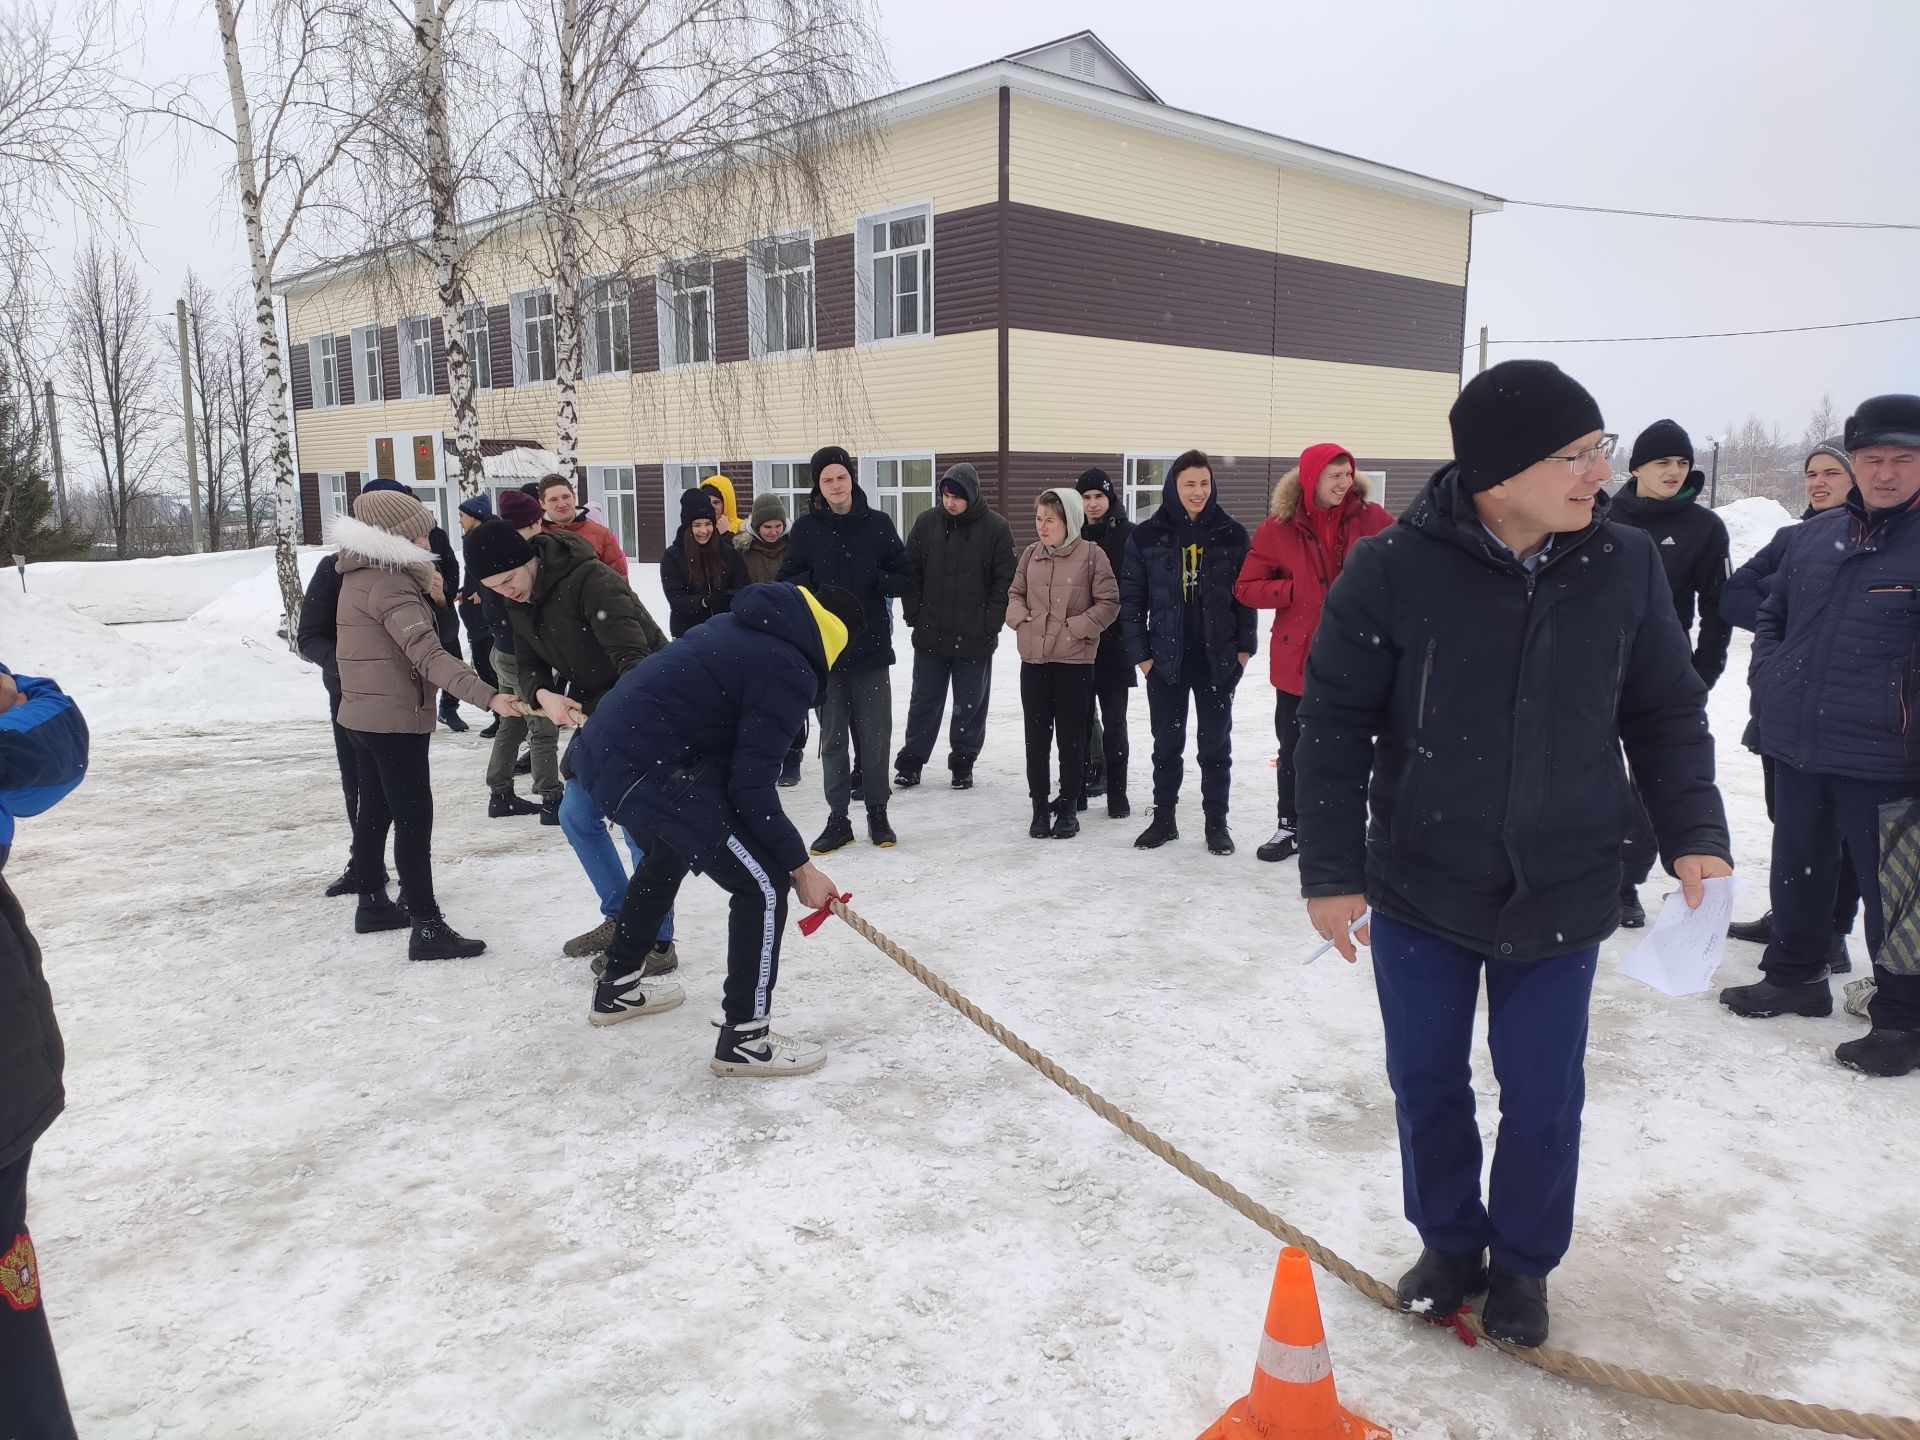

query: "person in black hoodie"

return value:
[455, 495, 501, 742]
[896, 462, 1016, 791]
[777, 444, 915, 852]
[660, 486, 749, 637]
[1076, 467, 1135, 818]
[1118, 449, 1256, 855]
[1607, 420, 1733, 926]
[296, 547, 371, 897]
[1297, 360, 1732, 1347]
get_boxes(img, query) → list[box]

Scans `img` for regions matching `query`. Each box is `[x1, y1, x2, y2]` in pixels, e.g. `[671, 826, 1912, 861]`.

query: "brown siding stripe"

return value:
[933, 202, 999, 337]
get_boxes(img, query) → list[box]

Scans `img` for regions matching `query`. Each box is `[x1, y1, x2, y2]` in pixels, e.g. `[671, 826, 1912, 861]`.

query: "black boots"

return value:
[1835, 1028, 1920, 1077]
[1727, 910, 1772, 944]
[1257, 826, 1298, 863]
[1106, 764, 1129, 820]
[409, 912, 486, 961]
[354, 889, 411, 934]
[1395, 1247, 1487, 1317]
[1618, 885, 1646, 928]
[950, 759, 974, 790]
[324, 863, 361, 898]
[488, 787, 541, 818]
[477, 716, 501, 740]
[849, 765, 865, 803]
[1205, 813, 1234, 856]
[1051, 799, 1080, 840]
[439, 701, 468, 733]
[1029, 801, 1052, 839]
[777, 750, 802, 787]
[1134, 807, 1178, 849]
[539, 790, 562, 827]
[1719, 977, 1833, 1019]
[811, 812, 855, 855]
[867, 805, 897, 848]
[1481, 1264, 1550, 1347]
[893, 752, 922, 789]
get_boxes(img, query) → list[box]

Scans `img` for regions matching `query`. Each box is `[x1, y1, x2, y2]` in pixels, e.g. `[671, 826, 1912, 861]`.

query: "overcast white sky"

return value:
[96, 0, 1920, 449]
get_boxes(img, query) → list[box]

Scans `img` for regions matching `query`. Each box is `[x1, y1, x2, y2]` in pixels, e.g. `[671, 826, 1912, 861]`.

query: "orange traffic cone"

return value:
[1198, 1247, 1391, 1440]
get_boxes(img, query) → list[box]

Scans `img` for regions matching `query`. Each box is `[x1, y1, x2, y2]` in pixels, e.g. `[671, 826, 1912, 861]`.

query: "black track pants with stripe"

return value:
[606, 829, 790, 1026]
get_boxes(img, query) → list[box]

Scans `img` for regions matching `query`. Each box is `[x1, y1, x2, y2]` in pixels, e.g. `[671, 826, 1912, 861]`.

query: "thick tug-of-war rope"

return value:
[811, 898, 1920, 1440]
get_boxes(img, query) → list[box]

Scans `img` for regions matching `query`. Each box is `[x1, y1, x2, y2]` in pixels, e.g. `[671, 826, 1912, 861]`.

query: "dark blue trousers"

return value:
[1370, 913, 1599, 1277]
[1145, 658, 1237, 815]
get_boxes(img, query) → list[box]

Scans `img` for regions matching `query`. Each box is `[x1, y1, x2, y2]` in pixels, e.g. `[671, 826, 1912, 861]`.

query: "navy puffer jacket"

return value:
[1752, 492, 1920, 782]
[1119, 474, 1257, 685]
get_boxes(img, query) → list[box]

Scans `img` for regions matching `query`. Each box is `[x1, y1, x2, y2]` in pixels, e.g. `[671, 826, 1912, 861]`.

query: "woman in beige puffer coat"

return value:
[1005, 486, 1119, 839]
[332, 489, 519, 961]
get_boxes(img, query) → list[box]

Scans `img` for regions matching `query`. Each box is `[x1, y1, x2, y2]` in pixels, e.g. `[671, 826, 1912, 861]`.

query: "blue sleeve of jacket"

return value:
[1718, 524, 1790, 632]
[727, 662, 813, 872]
[1294, 543, 1397, 897]
[1119, 534, 1150, 667]
[1619, 544, 1732, 869]
[0, 669, 91, 816]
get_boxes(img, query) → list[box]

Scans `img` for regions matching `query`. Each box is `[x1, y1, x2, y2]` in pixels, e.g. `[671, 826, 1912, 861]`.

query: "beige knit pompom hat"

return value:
[353, 489, 433, 542]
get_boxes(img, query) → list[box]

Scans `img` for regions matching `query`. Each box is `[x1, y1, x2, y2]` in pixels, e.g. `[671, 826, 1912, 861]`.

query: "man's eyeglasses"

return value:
[1543, 434, 1618, 477]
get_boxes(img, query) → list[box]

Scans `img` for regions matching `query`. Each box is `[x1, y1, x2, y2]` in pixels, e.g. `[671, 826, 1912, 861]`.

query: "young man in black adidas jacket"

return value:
[1607, 419, 1733, 925]
[1296, 361, 1732, 1348]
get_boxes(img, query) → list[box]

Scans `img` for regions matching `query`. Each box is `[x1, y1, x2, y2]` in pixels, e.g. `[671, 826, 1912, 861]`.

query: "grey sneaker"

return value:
[591, 940, 678, 978]
[563, 917, 617, 958]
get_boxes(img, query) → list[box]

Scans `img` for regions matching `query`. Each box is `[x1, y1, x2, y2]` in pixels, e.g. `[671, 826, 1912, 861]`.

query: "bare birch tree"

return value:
[0, 0, 130, 257]
[172, 270, 240, 551]
[220, 289, 273, 546]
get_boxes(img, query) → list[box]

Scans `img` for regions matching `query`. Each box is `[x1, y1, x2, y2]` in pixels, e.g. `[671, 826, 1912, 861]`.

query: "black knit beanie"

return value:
[1629, 419, 1694, 472]
[1450, 361, 1605, 494]
[1076, 467, 1118, 505]
[463, 518, 537, 580]
[808, 445, 854, 484]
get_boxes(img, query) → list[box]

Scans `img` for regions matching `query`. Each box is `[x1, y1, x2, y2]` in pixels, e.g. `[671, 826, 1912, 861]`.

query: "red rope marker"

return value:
[798, 894, 852, 936]
[1437, 1307, 1478, 1348]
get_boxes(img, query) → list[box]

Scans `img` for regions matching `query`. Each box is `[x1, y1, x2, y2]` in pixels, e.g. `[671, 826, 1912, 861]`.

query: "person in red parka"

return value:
[1235, 443, 1393, 862]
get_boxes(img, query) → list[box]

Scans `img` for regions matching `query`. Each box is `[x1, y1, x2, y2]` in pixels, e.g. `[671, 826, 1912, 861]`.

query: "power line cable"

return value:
[1505, 199, 1920, 231]
[1467, 314, 1920, 347]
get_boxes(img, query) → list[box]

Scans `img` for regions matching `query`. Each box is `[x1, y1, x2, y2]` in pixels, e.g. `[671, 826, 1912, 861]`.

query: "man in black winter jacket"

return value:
[777, 445, 916, 852]
[1297, 360, 1732, 1347]
[896, 462, 1015, 790]
[1608, 419, 1733, 926]
[1077, 467, 1135, 818]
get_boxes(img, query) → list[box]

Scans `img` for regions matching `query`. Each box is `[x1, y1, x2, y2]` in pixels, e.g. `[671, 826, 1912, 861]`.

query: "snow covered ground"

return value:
[9, 507, 1919, 1439]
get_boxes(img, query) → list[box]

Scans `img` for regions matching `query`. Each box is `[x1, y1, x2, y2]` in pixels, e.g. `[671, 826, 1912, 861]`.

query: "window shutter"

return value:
[746, 245, 766, 360]
[291, 342, 313, 411]
[429, 318, 448, 395]
[487, 304, 512, 388]
[853, 224, 875, 345]
[379, 325, 401, 401]
[509, 292, 528, 385]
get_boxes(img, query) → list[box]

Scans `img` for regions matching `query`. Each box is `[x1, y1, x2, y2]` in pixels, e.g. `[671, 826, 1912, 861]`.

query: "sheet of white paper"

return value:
[1617, 875, 1743, 997]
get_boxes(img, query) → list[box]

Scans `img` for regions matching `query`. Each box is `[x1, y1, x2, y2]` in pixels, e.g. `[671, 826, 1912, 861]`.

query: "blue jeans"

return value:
[559, 777, 673, 940]
[1369, 912, 1598, 1277]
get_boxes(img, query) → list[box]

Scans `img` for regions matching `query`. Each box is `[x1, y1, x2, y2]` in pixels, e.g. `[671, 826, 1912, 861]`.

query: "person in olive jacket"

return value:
[660, 486, 749, 637]
[1075, 468, 1135, 818]
[467, 518, 678, 966]
[0, 662, 87, 1440]
[896, 462, 1016, 791]
[735, 492, 807, 784]
[1297, 360, 1732, 1348]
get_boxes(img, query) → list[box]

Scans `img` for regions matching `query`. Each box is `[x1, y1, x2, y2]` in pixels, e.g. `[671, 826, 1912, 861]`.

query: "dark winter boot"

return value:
[514, 746, 532, 775]
[539, 790, 563, 827]
[1834, 1027, 1920, 1077]
[1257, 826, 1298, 863]
[1134, 807, 1178, 849]
[1481, 1264, 1549, 1347]
[1050, 799, 1081, 840]
[1205, 812, 1234, 856]
[1106, 765, 1130, 820]
[1719, 977, 1833, 1019]
[849, 766, 865, 803]
[811, 812, 856, 855]
[439, 699, 469, 733]
[1727, 910, 1772, 944]
[488, 787, 542, 818]
[1827, 932, 1854, 975]
[1395, 1247, 1488, 1318]
[950, 759, 974, 790]
[893, 751, 922, 789]
[1085, 759, 1106, 799]
[867, 805, 897, 848]
[478, 716, 501, 740]
[324, 863, 362, 898]
[1618, 885, 1647, 929]
[354, 889, 411, 934]
[409, 912, 487, 962]
[777, 750, 803, 788]
[1029, 801, 1053, 839]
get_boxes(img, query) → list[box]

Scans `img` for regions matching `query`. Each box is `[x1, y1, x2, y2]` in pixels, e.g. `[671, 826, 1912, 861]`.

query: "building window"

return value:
[752, 457, 812, 520]
[321, 471, 348, 521]
[461, 302, 492, 390]
[861, 452, 934, 532]
[657, 259, 714, 369]
[399, 315, 433, 399]
[307, 333, 339, 408]
[664, 459, 723, 532]
[747, 233, 813, 358]
[510, 286, 556, 384]
[857, 203, 932, 343]
[586, 463, 637, 558]
[582, 275, 631, 378]
[347, 325, 379, 405]
[1124, 454, 1177, 520]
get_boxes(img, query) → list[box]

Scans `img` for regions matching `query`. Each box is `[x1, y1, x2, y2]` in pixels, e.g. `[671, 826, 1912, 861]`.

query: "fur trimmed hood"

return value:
[1270, 466, 1374, 523]
[331, 513, 437, 578]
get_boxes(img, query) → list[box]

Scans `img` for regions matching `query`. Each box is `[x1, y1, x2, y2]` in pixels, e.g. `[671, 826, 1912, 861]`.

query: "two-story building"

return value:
[279, 32, 1499, 561]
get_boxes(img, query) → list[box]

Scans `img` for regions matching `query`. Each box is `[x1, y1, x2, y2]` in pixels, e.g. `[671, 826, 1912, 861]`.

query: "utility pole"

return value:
[176, 298, 204, 553]
[1477, 325, 1488, 374]
[42, 378, 66, 528]
[1709, 436, 1721, 508]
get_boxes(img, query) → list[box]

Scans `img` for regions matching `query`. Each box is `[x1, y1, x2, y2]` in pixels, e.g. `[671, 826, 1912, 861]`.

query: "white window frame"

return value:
[855, 201, 933, 346]
[656, 258, 715, 370]
[859, 451, 936, 533]
[583, 275, 632, 378]
[309, 333, 340, 409]
[1358, 467, 1387, 492]
[1124, 453, 1178, 521]
[746, 230, 815, 359]
[509, 285, 557, 385]
[398, 314, 433, 400]
[585, 463, 638, 560]
[751, 456, 813, 524]
[346, 325, 379, 405]
[664, 459, 723, 534]
[320, 471, 349, 525]
[461, 302, 492, 390]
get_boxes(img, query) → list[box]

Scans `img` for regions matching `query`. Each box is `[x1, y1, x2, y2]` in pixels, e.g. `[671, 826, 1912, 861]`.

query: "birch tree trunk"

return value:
[215, 0, 303, 644]
[549, 0, 582, 485]
[414, 0, 483, 498]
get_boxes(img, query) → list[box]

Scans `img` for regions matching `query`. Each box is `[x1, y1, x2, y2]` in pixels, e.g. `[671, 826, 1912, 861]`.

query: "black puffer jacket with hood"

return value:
[777, 473, 915, 672]
[902, 463, 1017, 662]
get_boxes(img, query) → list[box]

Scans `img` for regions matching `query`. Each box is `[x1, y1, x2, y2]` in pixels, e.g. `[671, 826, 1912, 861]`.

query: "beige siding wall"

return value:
[1006, 93, 1469, 286]
[1008, 330, 1455, 459]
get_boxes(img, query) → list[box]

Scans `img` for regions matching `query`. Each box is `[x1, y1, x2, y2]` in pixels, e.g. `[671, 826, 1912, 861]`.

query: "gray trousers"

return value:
[485, 648, 561, 798]
[821, 665, 892, 815]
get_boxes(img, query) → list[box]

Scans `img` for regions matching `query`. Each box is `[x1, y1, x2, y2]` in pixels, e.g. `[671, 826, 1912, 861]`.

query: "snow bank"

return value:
[1714, 496, 1795, 566]
[185, 548, 331, 650]
[26, 545, 286, 623]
